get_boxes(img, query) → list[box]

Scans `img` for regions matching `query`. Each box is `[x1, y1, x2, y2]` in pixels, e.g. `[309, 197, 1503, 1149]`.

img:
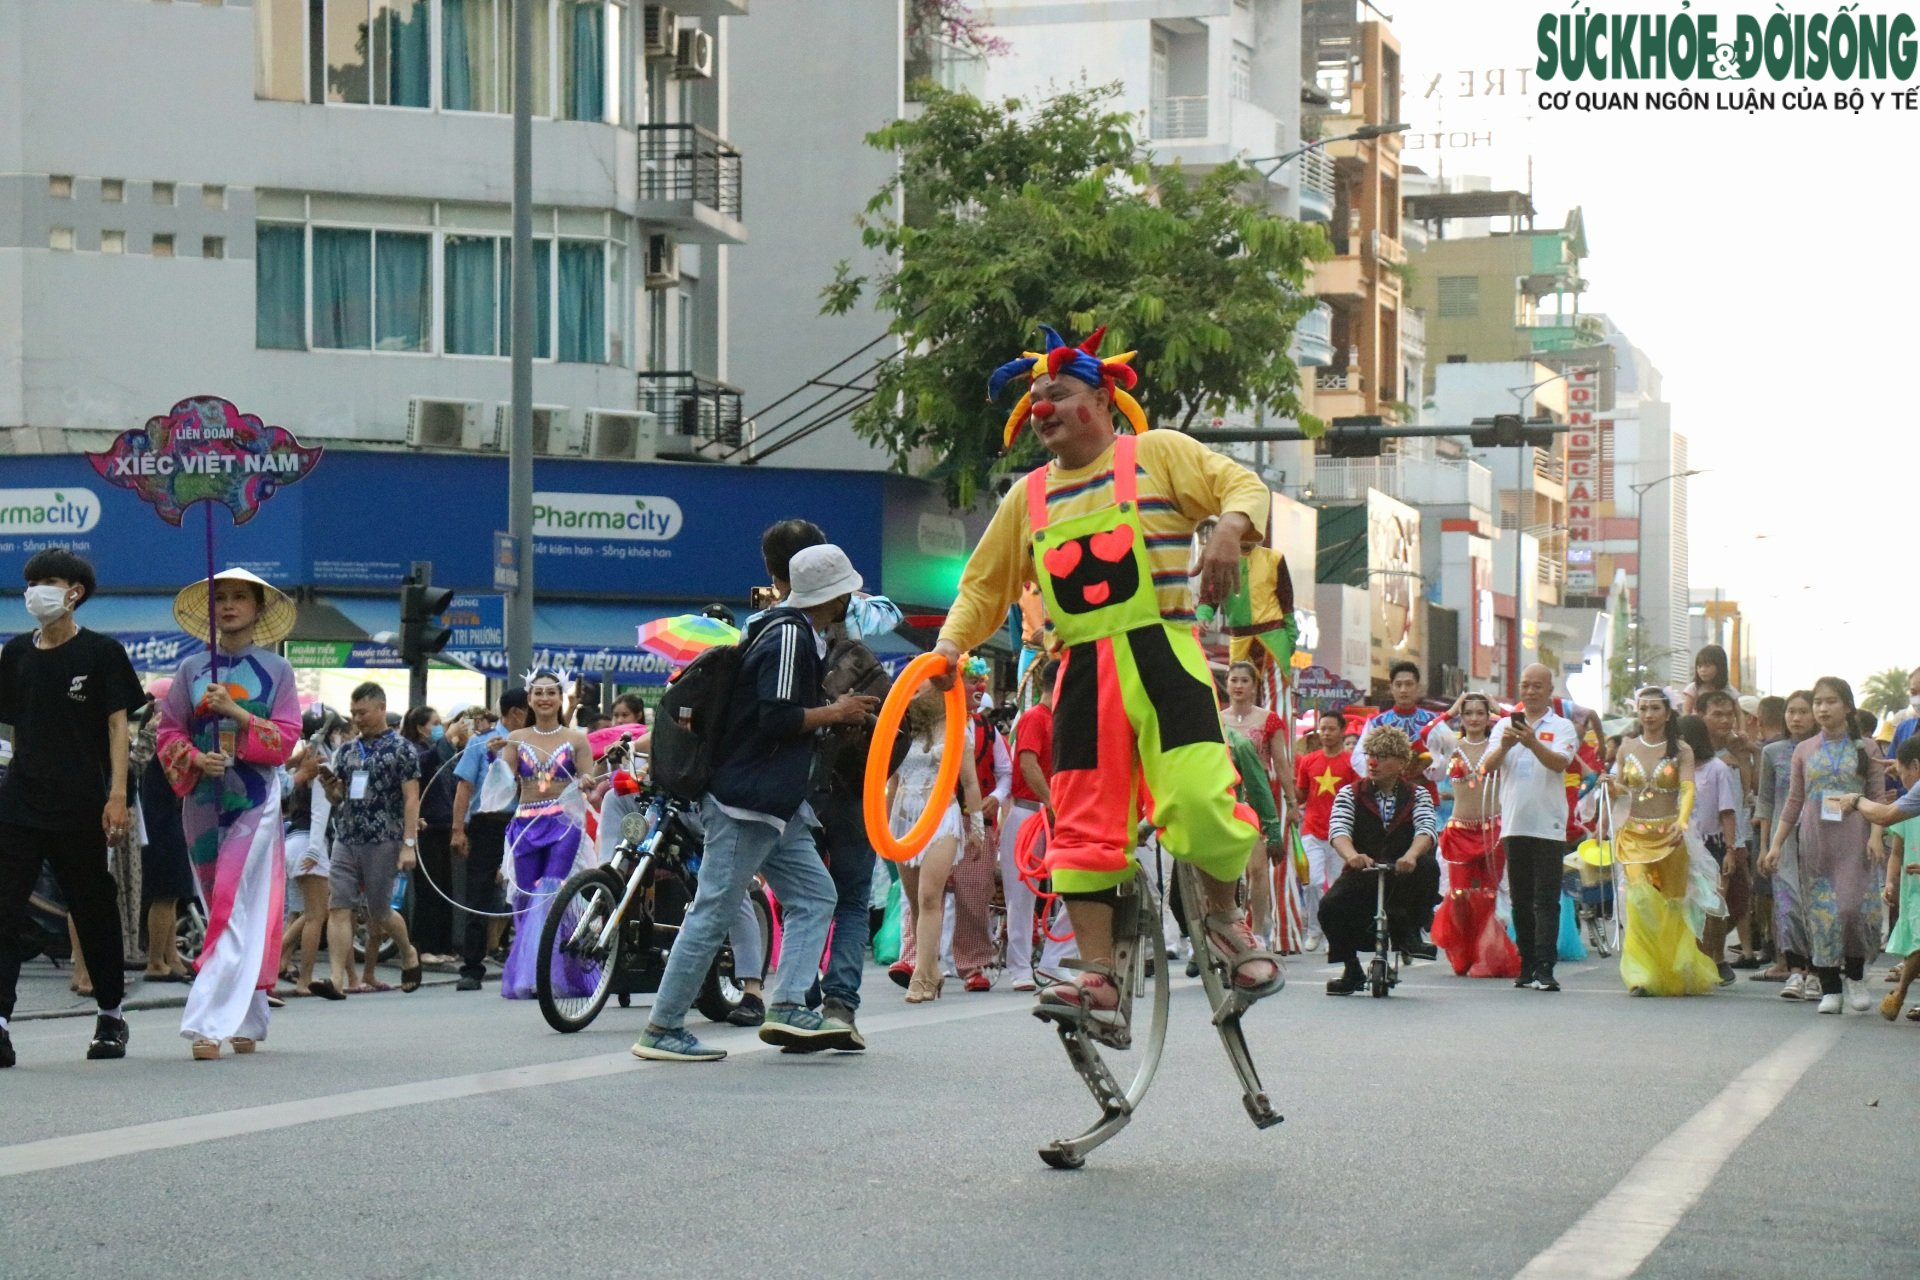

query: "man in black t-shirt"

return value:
[0, 549, 145, 1067]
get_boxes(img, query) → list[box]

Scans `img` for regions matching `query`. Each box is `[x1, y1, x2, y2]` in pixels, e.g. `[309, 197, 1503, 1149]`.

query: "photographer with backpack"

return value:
[631, 545, 879, 1063]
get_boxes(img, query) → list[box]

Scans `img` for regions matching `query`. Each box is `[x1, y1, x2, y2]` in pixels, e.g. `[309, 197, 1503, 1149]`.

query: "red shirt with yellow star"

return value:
[1295, 748, 1359, 839]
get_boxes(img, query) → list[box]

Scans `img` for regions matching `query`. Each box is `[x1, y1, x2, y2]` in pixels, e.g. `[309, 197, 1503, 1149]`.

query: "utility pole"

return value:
[506, 0, 535, 688]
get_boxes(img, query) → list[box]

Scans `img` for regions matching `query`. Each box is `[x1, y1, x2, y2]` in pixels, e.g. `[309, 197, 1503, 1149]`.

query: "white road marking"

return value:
[1515, 1020, 1841, 1280]
[0, 998, 1032, 1179]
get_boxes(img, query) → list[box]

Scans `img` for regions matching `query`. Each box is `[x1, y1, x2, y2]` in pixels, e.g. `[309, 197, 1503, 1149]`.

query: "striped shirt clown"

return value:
[935, 322, 1282, 1013]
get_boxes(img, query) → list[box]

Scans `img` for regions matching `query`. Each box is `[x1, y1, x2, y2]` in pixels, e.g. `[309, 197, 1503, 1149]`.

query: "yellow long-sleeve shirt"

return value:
[939, 430, 1271, 653]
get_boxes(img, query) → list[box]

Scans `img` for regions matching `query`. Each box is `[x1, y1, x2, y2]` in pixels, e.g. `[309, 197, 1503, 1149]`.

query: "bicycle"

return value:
[535, 786, 773, 1033]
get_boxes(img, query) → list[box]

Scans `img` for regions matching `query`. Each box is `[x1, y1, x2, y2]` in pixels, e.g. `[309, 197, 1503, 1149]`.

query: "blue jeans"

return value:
[815, 789, 877, 1011]
[649, 796, 835, 1030]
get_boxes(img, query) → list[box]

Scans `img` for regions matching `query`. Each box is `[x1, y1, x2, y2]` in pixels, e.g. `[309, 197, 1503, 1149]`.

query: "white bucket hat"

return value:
[784, 544, 864, 610]
[172, 567, 298, 648]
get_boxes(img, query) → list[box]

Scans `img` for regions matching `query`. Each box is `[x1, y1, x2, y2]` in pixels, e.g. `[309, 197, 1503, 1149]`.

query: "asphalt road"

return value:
[2, 951, 1915, 1280]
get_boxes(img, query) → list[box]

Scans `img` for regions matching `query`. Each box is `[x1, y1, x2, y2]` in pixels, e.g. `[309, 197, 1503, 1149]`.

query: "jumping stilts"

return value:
[1033, 867, 1171, 1169]
[1033, 860, 1283, 1170]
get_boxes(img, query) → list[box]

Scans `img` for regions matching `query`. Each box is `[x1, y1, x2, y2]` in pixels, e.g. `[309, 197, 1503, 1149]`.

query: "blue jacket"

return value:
[707, 608, 823, 821]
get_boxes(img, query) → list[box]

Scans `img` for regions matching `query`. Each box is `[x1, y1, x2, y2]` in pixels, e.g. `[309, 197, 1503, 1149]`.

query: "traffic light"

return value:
[1326, 415, 1386, 458]
[399, 563, 453, 668]
[1468, 413, 1561, 449]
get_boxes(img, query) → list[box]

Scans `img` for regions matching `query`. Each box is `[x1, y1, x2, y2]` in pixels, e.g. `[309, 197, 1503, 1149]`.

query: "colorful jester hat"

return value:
[986, 324, 1150, 450]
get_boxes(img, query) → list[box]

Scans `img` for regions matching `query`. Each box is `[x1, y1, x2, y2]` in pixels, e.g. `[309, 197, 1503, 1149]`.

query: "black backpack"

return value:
[650, 615, 802, 802]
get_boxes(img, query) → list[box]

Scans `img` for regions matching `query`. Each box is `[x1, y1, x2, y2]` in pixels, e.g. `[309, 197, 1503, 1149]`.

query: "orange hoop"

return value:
[864, 652, 967, 863]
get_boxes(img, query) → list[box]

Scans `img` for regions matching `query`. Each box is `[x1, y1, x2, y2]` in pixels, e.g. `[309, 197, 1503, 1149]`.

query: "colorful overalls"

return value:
[1026, 435, 1260, 894]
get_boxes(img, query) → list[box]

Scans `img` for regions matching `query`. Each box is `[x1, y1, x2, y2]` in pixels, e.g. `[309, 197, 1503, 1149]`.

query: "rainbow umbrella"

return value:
[637, 614, 741, 663]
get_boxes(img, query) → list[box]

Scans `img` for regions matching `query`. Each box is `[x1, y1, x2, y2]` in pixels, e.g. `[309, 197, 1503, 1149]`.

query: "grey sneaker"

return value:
[819, 997, 865, 1051]
[758, 1003, 858, 1053]
[630, 1024, 726, 1062]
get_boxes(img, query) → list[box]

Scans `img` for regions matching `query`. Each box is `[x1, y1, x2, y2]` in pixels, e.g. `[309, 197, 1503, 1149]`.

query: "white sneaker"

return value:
[1845, 978, 1870, 1012]
[1304, 931, 1323, 952]
[1779, 973, 1807, 1000]
[1007, 972, 1037, 993]
[1816, 993, 1842, 1014]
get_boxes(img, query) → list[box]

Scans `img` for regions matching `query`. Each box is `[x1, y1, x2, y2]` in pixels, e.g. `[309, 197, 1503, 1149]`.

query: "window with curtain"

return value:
[318, 0, 430, 106]
[446, 235, 552, 357]
[311, 227, 432, 352]
[312, 227, 372, 348]
[444, 235, 498, 354]
[254, 0, 305, 102]
[557, 240, 605, 363]
[560, 1, 605, 122]
[256, 223, 306, 349]
[374, 231, 431, 350]
[441, 0, 502, 112]
[606, 241, 627, 366]
[374, 0, 433, 107]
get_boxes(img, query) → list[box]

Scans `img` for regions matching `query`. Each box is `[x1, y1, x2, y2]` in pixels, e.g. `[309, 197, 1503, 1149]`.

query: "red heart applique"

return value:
[1043, 540, 1083, 580]
[1089, 525, 1135, 563]
[1083, 581, 1111, 606]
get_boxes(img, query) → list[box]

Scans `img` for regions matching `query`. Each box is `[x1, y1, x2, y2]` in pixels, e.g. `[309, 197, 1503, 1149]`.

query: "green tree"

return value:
[822, 83, 1330, 504]
[1860, 665, 1912, 717]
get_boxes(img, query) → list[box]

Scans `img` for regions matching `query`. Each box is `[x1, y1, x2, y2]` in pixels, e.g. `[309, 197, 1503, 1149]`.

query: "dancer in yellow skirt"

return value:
[1605, 687, 1725, 996]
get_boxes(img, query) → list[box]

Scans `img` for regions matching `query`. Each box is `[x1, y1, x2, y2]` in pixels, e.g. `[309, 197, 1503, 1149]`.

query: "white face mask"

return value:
[1909, 694, 1920, 713]
[24, 584, 72, 623]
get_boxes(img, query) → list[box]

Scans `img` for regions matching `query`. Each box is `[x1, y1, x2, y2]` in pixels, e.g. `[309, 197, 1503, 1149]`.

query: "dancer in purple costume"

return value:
[488, 671, 598, 999]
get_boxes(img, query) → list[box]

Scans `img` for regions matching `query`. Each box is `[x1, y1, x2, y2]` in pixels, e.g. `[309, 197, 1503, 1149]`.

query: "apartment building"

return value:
[1, 0, 747, 460]
[1299, 0, 1404, 435]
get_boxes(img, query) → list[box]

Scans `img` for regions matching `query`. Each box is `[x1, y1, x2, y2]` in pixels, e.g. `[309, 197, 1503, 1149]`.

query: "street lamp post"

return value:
[1628, 468, 1705, 687]
[1243, 122, 1411, 184]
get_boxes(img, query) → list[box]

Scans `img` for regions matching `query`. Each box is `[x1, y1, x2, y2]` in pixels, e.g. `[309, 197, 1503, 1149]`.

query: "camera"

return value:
[748, 585, 780, 611]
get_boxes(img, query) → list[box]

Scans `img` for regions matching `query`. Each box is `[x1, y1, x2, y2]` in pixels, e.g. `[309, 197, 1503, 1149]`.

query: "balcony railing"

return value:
[1315, 370, 1362, 392]
[1399, 307, 1426, 362]
[905, 32, 987, 101]
[1149, 95, 1209, 139]
[1532, 447, 1564, 484]
[1368, 229, 1406, 267]
[1293, 302, 1334, 368]
[1297, 149, 1336, 221]
[637, 124, 743, 220]
[638, 371, 745, 451]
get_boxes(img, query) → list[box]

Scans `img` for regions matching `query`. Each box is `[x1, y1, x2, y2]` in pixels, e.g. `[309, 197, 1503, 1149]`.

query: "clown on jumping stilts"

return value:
[916, 325, 1282, 1156]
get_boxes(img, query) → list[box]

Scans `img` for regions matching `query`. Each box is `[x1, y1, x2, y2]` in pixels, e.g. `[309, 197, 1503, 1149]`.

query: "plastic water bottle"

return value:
[390, 870, 410, 913]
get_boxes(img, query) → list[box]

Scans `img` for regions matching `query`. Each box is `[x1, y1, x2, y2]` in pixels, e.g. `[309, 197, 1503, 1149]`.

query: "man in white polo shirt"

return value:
[1483, 664, 1577, 992]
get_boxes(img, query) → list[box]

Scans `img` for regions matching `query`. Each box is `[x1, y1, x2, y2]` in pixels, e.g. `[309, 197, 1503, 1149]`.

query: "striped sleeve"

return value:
[1327, 784, 1358, 842]
[1411, 786, 1438, 840]
[771, 618, 803, 703]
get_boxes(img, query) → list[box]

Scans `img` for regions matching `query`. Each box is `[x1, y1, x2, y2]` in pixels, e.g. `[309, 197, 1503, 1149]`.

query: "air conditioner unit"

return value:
[644, 235, 679, 290]
[655, 424, 704, 461]
[643, 5, 677, 58]
[673, 28, 714, 80]
[583, 409, 659, 461]
[406, 397, 489, 451]
[493, 404, 579, 456]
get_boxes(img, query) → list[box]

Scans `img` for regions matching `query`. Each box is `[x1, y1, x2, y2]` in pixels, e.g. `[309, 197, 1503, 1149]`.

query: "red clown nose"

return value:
[1030, 399, 1056, 420]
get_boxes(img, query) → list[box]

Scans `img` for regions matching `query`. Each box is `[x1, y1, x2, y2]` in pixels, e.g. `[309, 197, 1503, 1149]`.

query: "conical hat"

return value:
[172, 567, 298, 649]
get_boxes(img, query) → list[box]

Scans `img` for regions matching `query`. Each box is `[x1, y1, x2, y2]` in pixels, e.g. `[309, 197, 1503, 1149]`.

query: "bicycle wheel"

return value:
[536, 867, 625, 1033]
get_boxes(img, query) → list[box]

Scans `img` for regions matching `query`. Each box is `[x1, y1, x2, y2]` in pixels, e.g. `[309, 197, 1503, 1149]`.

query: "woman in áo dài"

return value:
[157, 569, 301, 1059]
[1763, 676, 1887, 1015]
